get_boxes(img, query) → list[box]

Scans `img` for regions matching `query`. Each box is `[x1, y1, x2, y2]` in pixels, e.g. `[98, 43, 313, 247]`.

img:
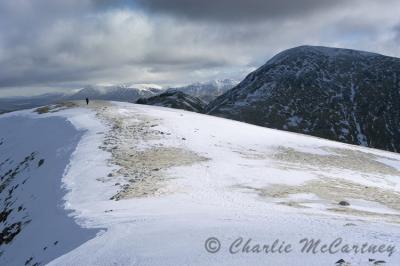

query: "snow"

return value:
[345, 199, 400, 215]
[0, 109, 98, 266]
[2, 101, 400, 266]
[131, 83, 164, 91]
[287, 116, 303, 127]
[349, 81, 368, 146]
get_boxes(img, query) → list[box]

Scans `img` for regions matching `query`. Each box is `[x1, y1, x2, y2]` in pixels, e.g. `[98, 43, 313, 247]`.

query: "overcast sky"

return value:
[1, 0, 400, 96]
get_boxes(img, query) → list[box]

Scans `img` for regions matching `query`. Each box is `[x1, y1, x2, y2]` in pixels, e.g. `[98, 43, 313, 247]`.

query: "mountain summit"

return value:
[207, 45, 400, 152]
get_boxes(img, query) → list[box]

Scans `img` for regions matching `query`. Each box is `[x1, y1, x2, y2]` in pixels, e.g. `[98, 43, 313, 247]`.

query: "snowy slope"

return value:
[0, 106, 99, 265]
[1, 101, 400, 266]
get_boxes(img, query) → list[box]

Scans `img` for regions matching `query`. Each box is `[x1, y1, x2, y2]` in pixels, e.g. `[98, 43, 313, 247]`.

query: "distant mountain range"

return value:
[67, 85, 161, 102]
[167, 79, 237, 103]
[0, 80, 237, 114]
[206, 45, 400, 153]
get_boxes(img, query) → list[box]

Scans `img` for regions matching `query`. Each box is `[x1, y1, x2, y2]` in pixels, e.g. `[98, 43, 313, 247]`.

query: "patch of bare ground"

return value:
[34, 102, 77, 114]
[271, 146, 400, 176]
[111, 147, 208, 199]
[91, 103, 208, 199]
[239, 177, 400, 222]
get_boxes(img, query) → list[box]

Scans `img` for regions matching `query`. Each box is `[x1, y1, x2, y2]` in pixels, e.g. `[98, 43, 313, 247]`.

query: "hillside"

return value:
[136, 90, 206, 112]
[207, 45, 400, 153]
[1, 101, 399, 265]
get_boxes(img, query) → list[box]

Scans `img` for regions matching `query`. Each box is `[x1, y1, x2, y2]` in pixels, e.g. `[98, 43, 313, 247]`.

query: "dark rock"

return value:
[339, 201, 350, 206]
[335, 259, 346, 265]
[38, 159, 45, 167]
[25, 257, 33, 265]
[0, 222, 22, 245]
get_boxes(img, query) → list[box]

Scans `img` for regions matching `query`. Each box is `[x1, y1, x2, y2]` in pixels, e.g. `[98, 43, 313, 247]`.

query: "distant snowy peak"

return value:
[132, 83, 164, 91]
[207, 45, 400, 153]
[68, 85, 162, 102]
[167, 79, 238, 103]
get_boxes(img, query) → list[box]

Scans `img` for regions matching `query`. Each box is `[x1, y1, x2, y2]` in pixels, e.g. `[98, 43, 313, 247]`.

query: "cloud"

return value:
[0, 0, 400, 95]
[133, 0, 346, 22]
[394, 24, 400, 42]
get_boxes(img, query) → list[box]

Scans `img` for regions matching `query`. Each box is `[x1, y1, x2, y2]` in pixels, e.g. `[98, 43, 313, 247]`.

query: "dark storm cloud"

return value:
[134, 0, 344, 22]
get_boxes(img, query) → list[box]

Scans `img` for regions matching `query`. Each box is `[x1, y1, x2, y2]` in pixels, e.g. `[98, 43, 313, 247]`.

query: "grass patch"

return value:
[35, 102, 77, 114]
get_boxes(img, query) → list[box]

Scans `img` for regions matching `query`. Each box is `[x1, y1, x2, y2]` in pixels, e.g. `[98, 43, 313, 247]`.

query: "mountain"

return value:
[136, 90, 206, 112]
[207, 45, 400, 153]
[68, 85, 161, 102]
[167, 79, 237, 103]
[1, 101, 400, 265]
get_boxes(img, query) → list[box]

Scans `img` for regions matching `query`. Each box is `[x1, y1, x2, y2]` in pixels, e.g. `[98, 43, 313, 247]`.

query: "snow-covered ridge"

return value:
[1, 101, 400, 265]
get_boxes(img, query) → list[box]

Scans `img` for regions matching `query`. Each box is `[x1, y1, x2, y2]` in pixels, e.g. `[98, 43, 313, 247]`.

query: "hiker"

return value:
[86, 97, 89, 105]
